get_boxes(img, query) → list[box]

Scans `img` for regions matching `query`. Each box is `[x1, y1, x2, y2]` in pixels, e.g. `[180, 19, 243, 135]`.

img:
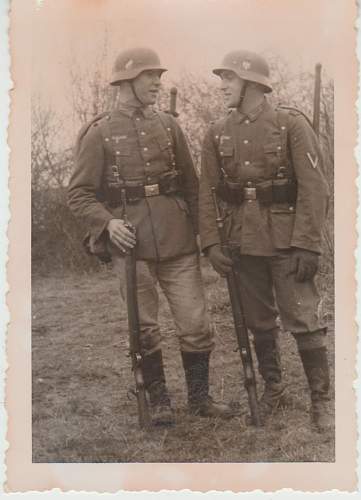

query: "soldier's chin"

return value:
[148, 93, 158, 104]
[224, 97, 234, 108]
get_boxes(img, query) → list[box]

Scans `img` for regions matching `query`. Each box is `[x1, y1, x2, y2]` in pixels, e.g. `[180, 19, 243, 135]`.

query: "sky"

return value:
[30, 0, 351, 111]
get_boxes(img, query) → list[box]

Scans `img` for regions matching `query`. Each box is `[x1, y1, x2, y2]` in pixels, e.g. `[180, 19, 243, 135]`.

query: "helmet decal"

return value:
[124, 59, 134, 70]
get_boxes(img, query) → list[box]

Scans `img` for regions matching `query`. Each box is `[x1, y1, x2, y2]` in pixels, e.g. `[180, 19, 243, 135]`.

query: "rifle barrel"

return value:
[313, 63, 322, 137]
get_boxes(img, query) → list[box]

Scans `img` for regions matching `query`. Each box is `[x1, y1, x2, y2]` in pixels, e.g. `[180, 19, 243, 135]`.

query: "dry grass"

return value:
[32, 259, 334, 463]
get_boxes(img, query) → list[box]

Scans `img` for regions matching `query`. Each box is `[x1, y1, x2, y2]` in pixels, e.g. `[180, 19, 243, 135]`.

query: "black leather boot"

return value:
[253, 330, 286, 423]
[181, 351, 233, 418]
[142, 350, 175, 426]
[298, 346, 332, 433]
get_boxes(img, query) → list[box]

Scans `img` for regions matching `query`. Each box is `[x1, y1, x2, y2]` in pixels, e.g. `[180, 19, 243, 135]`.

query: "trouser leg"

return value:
[271, 251, 331, 432]
[112, 255, 173, 425]
[180, 351, 233, 418]
[294, 330, 332, 432]
[236, 256, 284, 421]
[253, 329, 286, 421]
[157, 253, 232, 418]
[142, 349, 175, 426]
[157, 253, 214, 353]
[112, 255, 162, 354]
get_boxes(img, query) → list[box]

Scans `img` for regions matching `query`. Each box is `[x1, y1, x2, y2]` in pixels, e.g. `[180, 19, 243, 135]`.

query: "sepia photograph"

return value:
[5, 0, 357, 493]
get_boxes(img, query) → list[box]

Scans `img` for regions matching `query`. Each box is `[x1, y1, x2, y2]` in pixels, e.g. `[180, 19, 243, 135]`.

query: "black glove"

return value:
[289, 248, 319, 282]
[207, 244, 233, 275]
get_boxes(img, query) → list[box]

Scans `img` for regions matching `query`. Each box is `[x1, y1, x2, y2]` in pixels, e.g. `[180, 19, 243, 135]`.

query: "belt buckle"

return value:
[244, 187, 257, 200]
[145, 183, 160, 197]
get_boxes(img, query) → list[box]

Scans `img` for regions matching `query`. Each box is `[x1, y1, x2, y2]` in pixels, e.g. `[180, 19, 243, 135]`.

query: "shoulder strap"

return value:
[276, 105, 314, 130]
[74, 112, 110, 156]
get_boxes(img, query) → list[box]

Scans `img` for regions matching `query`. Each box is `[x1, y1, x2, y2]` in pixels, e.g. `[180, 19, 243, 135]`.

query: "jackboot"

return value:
[181, 351, 234, 418]
[253, 331, 286, 423]
[142, 350, 175, 426]
[298, 346, 332, 433]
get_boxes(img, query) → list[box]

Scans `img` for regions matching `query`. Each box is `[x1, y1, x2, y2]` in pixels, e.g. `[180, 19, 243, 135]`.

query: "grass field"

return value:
[32, 259, 334, 463]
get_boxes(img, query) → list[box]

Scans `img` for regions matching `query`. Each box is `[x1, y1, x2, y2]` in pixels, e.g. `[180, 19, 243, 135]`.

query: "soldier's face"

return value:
[219, 70, 245, 108]
[133, 70, 162, 105]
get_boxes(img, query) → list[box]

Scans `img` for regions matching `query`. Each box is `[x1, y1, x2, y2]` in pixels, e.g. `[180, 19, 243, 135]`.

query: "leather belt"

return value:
[106, 171, 184, 206]
[216, 178, 297, 206]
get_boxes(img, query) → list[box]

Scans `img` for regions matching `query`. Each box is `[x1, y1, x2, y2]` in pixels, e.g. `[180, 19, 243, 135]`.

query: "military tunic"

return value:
[199, 99, 329, 335]
[68, 103, 214, 355]
[199, 100, 329, 255]
[68, 105, 198, 261]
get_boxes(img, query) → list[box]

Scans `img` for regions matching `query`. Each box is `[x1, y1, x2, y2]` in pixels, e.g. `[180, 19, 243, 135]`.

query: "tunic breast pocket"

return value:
[263, 142, 283, 176]
[219, 141, 238, 177]
[152, 135, 172, 163]
[105, 141, 131, 157]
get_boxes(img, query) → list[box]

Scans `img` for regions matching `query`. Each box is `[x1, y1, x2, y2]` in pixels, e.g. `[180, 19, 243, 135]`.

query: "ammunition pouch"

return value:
[106, 170, 184, 207]
[216, 178, 297, 206]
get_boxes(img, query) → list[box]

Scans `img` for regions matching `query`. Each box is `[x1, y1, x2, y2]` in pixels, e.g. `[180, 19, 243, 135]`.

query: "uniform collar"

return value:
[116, 103, 155, 119]
[233, 98, 269, 123]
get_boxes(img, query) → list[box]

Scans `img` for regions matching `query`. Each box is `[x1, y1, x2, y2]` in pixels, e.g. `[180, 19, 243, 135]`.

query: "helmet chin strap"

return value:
[130, 80, 145, 106]
[237, 80, 248, 111]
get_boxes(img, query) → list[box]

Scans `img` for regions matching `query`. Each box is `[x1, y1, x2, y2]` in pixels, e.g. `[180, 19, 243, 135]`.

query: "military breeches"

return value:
[112, 252, 214, 355]
[235, 251, 326, 335]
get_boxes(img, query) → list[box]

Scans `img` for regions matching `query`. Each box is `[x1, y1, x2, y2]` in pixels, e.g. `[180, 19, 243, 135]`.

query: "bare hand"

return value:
[107, 218, 136, 251]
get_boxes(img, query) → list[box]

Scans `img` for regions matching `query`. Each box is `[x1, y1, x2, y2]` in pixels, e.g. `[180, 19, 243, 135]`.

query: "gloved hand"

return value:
[207, 244, 233, 275]
[289, 248, 319, 282]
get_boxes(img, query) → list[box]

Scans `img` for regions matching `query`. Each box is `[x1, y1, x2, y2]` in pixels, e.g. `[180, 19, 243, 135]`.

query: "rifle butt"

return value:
[125, 250, 151, 429]
[246, 384, 262, 427]
[136, 386, 152, 430]
[226, 272, 261, 426]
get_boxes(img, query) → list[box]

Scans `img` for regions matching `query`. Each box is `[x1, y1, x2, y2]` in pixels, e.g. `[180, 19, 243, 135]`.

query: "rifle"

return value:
[211, 187, 262, 427]
[165, 87, 179, 118]
[121, 189, 151, 430]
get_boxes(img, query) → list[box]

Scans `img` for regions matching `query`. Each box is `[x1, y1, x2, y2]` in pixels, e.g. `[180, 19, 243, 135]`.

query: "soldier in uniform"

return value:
[68, 47, 231, 426]
[199, 50, 331, 432]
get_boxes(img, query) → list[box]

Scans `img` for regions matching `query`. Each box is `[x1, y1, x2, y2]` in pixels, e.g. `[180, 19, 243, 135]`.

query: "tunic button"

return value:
[244, 161, 250, 166]
[105, 137, 110, 142]
[167, 142, 172, 146]
[135, 117, 140, 121]
[167, 127, 171, 131]
[289, 206, 294, 212]
[243, 140, 249, 144]
[140, 131, 146, 136]
[277, 146, 282, 150]
[220, 152, 224, 156]
[281, 126, 286, 130]
[146, 162, 151, 166]
[143, 147, 148, 151]
[116, 151, 120, 155]
[245, 119, 250, 124]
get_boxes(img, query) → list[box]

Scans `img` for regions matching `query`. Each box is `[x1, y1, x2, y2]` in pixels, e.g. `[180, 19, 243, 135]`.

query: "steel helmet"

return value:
[213, 50, 272, 93]
[110, 47, 167, 86]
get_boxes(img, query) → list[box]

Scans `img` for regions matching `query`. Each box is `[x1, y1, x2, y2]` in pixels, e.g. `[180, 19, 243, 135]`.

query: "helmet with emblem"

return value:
[110, 47, 167, 86]
[213, 50, 272, 93]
